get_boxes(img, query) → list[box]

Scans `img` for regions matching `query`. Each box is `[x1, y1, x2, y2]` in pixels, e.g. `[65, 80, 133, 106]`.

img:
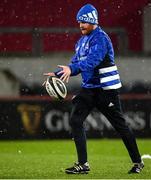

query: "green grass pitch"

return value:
[0, 139, 151, 179]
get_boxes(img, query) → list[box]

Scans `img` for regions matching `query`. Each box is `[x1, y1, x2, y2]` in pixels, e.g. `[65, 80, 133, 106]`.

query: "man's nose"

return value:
[79, 23, 83, 28]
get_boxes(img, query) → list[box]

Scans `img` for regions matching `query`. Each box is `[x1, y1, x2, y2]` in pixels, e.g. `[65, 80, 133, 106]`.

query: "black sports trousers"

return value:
[69, 88, 141, 164]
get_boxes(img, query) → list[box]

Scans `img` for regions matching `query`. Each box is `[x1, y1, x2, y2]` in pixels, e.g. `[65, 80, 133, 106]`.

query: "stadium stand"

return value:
[0, 0, 150, 55]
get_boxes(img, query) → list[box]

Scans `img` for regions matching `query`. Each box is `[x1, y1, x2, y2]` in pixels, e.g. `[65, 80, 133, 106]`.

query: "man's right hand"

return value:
[42, 72, 55, 86]
[43, 72, 55, 76]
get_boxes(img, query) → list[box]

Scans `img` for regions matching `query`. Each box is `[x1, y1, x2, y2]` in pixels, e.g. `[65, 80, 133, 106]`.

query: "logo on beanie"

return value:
[78, 10, 98, 24]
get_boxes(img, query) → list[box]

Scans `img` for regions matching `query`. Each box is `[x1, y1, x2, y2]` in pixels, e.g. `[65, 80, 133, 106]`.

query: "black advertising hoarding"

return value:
[0, 95, 151, 139]
[0, 97, 72, 139]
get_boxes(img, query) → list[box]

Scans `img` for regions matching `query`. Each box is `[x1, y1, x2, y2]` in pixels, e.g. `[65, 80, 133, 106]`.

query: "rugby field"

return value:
[0, 139, 151, 179]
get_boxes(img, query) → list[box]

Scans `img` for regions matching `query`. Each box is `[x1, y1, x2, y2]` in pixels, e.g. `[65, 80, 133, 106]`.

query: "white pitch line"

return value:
[141, 154, 151, 159]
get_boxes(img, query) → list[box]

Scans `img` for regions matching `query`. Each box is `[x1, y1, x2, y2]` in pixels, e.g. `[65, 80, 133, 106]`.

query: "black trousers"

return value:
[69, 88, 141, 164]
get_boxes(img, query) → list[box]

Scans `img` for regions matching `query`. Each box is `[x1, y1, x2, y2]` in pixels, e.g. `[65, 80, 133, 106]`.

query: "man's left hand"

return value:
[57, 65, 71, 83]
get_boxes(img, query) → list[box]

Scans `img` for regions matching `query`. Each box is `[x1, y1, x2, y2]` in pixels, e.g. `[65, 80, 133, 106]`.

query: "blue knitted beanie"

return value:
[76, 4, 98, 25]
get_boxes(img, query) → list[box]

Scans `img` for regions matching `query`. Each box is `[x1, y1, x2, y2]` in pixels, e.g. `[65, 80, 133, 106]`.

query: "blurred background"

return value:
[0, 0, 151, 139]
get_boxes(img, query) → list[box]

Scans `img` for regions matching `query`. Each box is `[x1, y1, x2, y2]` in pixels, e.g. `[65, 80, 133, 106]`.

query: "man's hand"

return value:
[57, 65, 71, 83]
[43, 72, 55, 76]
[42, 72, 55, 86]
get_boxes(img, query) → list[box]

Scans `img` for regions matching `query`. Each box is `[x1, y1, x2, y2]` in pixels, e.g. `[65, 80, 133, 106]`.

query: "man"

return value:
[44, 4, 144, 174]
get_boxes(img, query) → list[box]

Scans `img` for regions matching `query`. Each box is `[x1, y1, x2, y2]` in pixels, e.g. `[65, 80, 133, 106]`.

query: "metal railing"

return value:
[0, 27, 128, 56]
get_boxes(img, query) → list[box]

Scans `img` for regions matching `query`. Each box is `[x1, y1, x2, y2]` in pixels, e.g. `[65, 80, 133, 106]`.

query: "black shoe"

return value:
[65, 162, 90, 174]
[128, 161, 144, 174]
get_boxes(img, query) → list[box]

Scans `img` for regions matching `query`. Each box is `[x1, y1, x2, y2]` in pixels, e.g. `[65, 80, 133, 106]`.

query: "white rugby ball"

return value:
[45, 76, 67, 100]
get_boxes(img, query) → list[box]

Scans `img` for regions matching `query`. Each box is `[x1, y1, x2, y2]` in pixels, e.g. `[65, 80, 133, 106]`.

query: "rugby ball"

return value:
[45, 76, 67, 100]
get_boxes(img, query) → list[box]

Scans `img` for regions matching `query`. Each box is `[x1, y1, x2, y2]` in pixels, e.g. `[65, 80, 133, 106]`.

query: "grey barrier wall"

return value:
[0, 95, 151, 139]
[0, 56, 151, 95]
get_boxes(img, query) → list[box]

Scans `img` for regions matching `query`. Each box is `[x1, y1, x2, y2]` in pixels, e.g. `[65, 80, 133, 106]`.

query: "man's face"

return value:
[79, 22, 95, 35]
